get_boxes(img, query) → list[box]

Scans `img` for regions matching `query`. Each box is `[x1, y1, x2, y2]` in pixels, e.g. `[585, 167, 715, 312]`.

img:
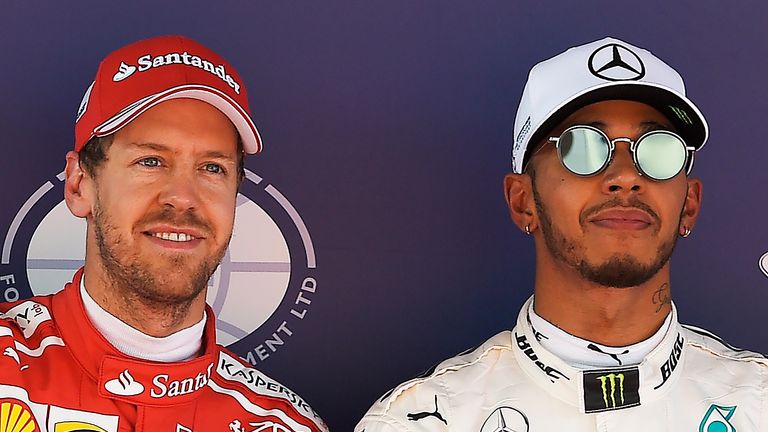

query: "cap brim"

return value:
[523, 82, 708, 169]
[93, 85, 262, 154]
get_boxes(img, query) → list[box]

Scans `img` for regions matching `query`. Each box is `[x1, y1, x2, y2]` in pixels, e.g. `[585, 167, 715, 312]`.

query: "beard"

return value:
[531, 185, 678, 288]
[92, 197, 228, 312]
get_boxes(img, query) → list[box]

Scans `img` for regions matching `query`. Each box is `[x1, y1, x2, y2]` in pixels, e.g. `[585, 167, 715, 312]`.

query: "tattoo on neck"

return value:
[651, 283, 671, 313]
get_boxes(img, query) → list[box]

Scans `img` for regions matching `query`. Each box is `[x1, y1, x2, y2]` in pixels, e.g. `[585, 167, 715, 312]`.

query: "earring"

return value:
[524, 225, 531, 235]
[681, 227, 691, 238]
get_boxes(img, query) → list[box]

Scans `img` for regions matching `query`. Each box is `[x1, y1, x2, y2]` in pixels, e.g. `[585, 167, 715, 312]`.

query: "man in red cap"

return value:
[0, 35, 327, 432]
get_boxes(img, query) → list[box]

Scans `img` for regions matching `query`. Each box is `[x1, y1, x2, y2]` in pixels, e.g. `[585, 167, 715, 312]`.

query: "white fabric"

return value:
[528, 301, 672, 369]
[80, 277, 205, 362]
[511, 37, 708, 173]
[357, 296, 768, 431]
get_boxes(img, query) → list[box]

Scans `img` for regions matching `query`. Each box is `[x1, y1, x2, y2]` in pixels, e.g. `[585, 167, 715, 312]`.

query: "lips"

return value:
[588, 208, 653, 230]
[142, 225, 207, 247]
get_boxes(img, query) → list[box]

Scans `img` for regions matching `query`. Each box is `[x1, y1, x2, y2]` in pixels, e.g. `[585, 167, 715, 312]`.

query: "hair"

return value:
[78, 134, 246, 183]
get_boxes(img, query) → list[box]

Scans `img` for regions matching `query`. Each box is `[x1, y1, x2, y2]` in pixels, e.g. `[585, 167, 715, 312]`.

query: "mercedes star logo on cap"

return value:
[588, 43, 645, 81]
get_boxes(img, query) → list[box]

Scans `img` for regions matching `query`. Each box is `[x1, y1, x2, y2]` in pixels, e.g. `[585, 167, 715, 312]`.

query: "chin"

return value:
[578, 253, 666, 288]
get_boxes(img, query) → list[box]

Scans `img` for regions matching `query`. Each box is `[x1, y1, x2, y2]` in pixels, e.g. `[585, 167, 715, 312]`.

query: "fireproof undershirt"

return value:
[80, 278, 205, 362]
[528, 300, 672, 369]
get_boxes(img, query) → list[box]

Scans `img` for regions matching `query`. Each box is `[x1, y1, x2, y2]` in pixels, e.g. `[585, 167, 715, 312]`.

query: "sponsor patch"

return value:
[49, 405, 118, 432]
[216, 351, 321, 423]
[699, 404, 736, 432]
[0, 398, 40, 432]
[113, 52, 241, 94]
[0, 385, 117, 432]
[514, 332, 568, 382]
[653, 333, 684, 389]
[99, 355, 214, 405]
[583, 367, 641, 413]
[229, 419, 291, 432]
[0, 301, 51, 339]
[479, 406, 529, 432]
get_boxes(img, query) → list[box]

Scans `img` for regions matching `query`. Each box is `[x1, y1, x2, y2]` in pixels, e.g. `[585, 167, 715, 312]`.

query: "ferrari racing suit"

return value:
[0, 269, 328, 432]
[356, 297, 768, 431]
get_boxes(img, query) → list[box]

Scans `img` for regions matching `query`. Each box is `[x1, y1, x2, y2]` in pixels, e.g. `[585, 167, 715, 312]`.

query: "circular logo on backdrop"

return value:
[0, 169, 318, 366]
[760, 251, 768, 278]
[588, 43, 646, 81]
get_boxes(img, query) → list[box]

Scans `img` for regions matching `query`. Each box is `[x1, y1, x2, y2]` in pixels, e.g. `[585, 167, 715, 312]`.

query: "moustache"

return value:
[137, 208, 212, 235]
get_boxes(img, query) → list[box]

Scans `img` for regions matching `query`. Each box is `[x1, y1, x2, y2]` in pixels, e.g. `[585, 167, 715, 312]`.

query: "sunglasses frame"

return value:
[547, 125, 696, 181]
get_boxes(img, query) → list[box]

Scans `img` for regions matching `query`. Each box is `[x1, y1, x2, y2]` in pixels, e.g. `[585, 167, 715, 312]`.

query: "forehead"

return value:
[557, 100, 673, 133]
[110, 98, 239, 154]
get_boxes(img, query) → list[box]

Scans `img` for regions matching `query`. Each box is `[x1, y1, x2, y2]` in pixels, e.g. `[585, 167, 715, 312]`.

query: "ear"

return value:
[680, 177, 702, 233]
[64, 151, 94, 218]
[503, 172, 536, 234]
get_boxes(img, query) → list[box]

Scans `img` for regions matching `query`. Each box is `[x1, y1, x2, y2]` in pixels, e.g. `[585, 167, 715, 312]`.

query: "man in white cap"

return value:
[0, 36, 327, 432]
[356, 37, 768, 431]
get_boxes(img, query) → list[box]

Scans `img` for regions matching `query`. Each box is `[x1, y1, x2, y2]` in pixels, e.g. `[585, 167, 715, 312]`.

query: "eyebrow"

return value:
[127, 141, 169, 152]
[585, 120, 674, 135]
[126, 142, 237, 161]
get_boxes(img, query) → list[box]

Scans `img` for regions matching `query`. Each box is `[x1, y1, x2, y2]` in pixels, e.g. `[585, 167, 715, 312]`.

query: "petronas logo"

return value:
[597, 373, 625, 409]
[699, 404, 736, 432]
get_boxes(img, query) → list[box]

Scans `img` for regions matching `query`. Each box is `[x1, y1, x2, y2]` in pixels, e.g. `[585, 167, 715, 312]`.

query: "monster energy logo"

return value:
[583, 367, 640, 413]
[597, 373, 625, 408]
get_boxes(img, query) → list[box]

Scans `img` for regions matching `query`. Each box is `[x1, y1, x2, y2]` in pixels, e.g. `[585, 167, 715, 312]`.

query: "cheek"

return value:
[540, 176, 593, 229]
[654, 183, 688, 226]
[200, 188, 237, 234]
[94, 181, 149, 224]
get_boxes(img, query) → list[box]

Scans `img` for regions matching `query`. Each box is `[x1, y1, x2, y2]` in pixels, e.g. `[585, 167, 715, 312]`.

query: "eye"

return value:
[203, 163, 226, 175]
[137, 157, 162, 168]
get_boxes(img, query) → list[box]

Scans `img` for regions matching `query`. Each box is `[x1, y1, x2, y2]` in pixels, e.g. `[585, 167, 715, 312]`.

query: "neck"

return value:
[533, 254, 672, 347]
[82, 260, 206, 338]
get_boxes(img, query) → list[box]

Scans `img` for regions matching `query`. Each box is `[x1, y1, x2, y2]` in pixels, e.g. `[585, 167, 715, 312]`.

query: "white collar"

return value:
[80, 277, 206, 362]
[512, 296, 686, 414]
[528, 300, 672, 368]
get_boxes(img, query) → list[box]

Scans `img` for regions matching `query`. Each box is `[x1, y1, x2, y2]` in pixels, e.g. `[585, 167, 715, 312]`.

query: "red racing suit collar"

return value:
[51, 268, 221, 407]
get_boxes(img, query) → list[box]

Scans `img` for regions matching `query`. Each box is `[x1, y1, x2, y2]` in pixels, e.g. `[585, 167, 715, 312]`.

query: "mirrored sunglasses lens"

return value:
[558, 128, 610, 175]
[635, 133, 687, 180]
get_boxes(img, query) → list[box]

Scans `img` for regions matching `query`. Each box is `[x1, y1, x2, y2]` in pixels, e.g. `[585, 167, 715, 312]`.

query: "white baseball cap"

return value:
[511, 37, 708, 173]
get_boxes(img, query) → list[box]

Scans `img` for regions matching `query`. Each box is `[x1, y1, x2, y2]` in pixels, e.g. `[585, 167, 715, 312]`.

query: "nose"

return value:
[601, 141, 643, 194]
[158, 169, 200, 211]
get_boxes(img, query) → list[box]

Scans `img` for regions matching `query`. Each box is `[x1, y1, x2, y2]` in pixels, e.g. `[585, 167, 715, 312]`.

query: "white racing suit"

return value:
[356, 297, 768, 431]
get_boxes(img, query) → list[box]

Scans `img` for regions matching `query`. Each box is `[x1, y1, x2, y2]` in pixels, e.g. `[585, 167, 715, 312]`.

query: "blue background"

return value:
[2, 1, 767, 430]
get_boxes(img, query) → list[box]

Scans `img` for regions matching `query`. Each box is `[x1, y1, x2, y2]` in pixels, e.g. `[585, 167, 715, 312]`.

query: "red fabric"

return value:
[0, 269, 327, 432]
[74, 35, 261, 153]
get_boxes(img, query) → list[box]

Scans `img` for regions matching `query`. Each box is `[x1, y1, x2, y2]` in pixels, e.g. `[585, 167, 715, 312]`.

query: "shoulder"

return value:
[356, 331, 515, 431]
[0, 295, 61, 374]
[681, 323, 768, 374]
[0, 295, 56, 341]
[210, 347, 328, 432]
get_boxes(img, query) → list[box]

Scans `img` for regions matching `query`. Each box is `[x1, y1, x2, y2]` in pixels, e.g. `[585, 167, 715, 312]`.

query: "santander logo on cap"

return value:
[74, 35, 262, 154]
[111, 52, 242, 94]
[112, 62, 137, 82]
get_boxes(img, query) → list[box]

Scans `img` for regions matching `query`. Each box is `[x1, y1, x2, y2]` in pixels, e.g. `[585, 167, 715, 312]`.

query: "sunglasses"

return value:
[544, 125, 696, 181]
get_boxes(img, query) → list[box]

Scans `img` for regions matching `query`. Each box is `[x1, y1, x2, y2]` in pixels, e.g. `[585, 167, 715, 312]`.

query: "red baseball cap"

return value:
[75, 35, 262, 153]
